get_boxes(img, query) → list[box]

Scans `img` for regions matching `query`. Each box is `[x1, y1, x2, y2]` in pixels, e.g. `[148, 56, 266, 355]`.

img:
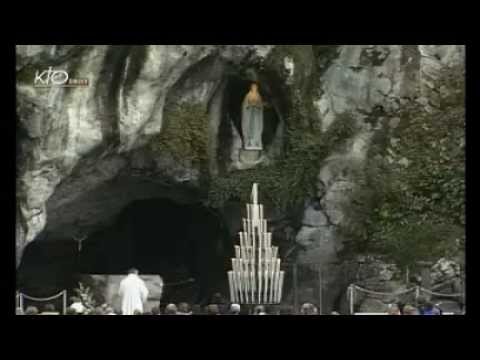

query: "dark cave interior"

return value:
[17, 198, 233, 305]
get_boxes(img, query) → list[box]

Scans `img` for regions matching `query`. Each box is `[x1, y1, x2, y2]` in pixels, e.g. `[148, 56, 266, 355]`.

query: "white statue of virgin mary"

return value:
[241, 82, 264, 150]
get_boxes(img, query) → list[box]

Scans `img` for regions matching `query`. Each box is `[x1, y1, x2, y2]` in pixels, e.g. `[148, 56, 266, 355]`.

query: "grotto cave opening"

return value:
[16, 198, 232, 305]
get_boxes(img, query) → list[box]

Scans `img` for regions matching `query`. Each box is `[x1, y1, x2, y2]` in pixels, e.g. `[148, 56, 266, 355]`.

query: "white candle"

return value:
[232, 266, 240, 302]
[269, 261, 275, 303]
[272, 246, 278, 260]
[260, 204, 264, 220]
[277, 266, 283, 303]
[236, 260, 243, 303]
[258, 268, 262, 304]
[235, 245, 240, 259]
[251, 270, 255, 301]
[273, 265, 278, 303]
[264, 268, 269, 304]
[252, 233, 256, 260]
[228, 271, 235, 302]
[278, 271, 285, 303]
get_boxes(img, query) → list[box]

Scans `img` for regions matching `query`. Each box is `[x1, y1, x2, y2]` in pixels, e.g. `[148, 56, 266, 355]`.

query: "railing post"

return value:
[318, 265, 323, 315]
[293, 263, 298, 314]
[415, 285, 420, 305]
[349, 285, 354, 315]
[63, 290, 67, 315]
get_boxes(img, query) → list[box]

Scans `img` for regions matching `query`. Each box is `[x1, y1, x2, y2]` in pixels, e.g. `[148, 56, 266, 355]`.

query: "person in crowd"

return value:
[253, 305, 267, 315]
[105, 306, 116, 315]
[387, 304, 401, 315]
[69, 296, 85, 314]
[419, 301, 441, 315]
[229, 303, 241, 315]
[25, 306, 39, 315]
[330, 311, 340, 315]
[16, 307, 24, 315]
[91, 307, 104, 315]
[40, 304, 60, 315]
[402, 304, 419, 315]
[66, 307, 77, 315]
[164, 303, 178, 315]
[206, 304, 220, 315]
[119, 268, 149, 315]
[143, 311, 153, 315]
[133, 309, 143, 315]
[177, 302, 192, 315]
[300, 303, 318, 315]
[151, 306, 161, 315]
[210, 293, 228, 314]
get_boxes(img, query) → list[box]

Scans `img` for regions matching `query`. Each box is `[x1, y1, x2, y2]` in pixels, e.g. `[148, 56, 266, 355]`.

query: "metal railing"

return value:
[347, 284, 464, 315]
[16, 290, 67, 315]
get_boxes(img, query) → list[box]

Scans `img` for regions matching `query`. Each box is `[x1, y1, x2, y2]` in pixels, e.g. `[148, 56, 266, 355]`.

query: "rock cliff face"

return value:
[16, 45, 465, 311]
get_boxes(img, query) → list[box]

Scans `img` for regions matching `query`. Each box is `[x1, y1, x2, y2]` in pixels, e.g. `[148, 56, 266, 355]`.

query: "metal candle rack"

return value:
[227, 183, 285, 304]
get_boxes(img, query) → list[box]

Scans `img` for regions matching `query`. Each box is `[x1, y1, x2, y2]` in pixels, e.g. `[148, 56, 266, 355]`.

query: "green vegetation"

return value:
[206, 45, 356, 211]
[207, 112, 358, 210]
[357, 66, 465, 269]
[149, 102, 209, 169]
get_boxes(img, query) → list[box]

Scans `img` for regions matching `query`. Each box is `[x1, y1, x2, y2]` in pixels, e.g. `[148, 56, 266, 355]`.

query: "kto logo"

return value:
[34, 67, 88, 88]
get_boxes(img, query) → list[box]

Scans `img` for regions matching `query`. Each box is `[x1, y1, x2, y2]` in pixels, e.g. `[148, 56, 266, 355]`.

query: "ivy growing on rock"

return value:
[206, 111, 358, 211]
[361, 65, 465, 270]
[207, 46, 357, 212]
[149, 102, 209, 170]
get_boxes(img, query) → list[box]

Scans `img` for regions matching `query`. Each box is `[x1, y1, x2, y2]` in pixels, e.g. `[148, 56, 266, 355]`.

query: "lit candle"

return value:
[228, 271, 235, 302]
[247, 204, 251, 220]
[252, 183, 258, 204]
[232, 262, 239, 302]
[232, 271, 237, 302]
[264, 266, 269, 304]
[269, 261, 275, 303]
[251, 270, 255, 302]
[278, 271, 285, 303]
[252, 235, 256, 263]
[260, 204, 264, 220]
[258, 267, 262, 304]
[271, 262, 277, 303]
[272, 246, 278, 260]
[235, 245, 240, 259]
[276, 265, 282, 303]
[237, 260, 243, 303]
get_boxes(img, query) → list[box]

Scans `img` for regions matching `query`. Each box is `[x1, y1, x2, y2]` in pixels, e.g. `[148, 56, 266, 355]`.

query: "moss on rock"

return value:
[149, 102, 209, 170]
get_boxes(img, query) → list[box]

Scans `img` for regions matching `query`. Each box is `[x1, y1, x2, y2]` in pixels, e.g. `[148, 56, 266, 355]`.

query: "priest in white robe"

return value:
[119, 268, 149, 315]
